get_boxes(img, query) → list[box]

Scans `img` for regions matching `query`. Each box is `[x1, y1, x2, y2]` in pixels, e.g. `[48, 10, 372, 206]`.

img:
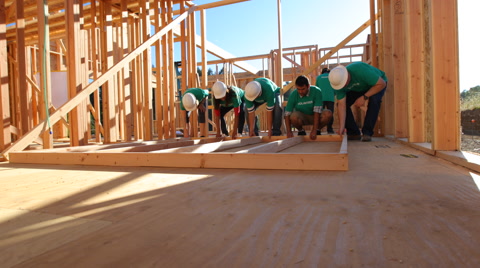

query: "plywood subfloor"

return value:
[1, 137, 480, 267]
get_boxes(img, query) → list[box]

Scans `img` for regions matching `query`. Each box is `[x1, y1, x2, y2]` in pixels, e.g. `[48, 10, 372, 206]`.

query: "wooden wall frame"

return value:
[9, 135, 349, 171]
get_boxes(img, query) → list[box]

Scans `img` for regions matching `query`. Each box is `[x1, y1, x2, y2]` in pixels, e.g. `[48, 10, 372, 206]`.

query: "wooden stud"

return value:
[36, 0, 53, 149]
[370, 0, 378, 67]
[406, 0, 425, 142]
[429, 0, 459, 150]
[16, 0, 32, 134]
[392, 0, 408, 138]
[381, 0, 395, 136]
[168, 0, 177, 139]
[276, 0, 283, 88]
[0, 0, 11, 150]
[162, 0, 171, 139]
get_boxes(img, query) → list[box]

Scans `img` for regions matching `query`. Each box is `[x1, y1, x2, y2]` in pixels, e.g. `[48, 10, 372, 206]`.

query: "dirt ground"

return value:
[462, 134, 480, 156]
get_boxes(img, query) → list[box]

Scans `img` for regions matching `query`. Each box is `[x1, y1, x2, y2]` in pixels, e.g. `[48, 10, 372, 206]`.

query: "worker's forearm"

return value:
[285, 116, 292, 133]
[365, 78, 386, 97]
[215, 116, 221, 135]
[267, 110, 273, 131]
[338, 100, 346, 132]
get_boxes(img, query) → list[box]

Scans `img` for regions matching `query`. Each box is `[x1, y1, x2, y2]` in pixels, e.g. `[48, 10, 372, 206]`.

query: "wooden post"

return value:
[141, 0, 153, 141]
[370, 0, 378, 67]
[381, 0, 395, 136]
[392, 0, 408, 138]
[429, 0, 459, 150]
[121, 0, 132, 141]
[16, 0, 32, 135]
[154, 0, 164, 139]
[200, 10, 208, 89]
[168, 0, 177, 138]
[406, 0, 425, 142]
[100, 0, 118, 143]
[66, 0, 88, 146]
[0, 1, 11, 151]
[90, 1, 102, 143]
[36, 0, 53, 149]
[162, 0, 171, 139]
[277, 0, 283, 88]
[179, 1, 187, 137]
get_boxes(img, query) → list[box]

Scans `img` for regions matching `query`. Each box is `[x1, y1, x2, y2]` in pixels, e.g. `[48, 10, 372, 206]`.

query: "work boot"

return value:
[327, 128, 335, 134]
[361, 135, 372, 142]
[316, 129, 321, 135]
[298, 130, 307, 136]
[347, 134, 362, 140]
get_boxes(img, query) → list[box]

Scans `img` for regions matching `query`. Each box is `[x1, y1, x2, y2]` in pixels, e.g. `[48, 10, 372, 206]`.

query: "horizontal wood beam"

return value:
[236, 136, 303, 153]
[150, 136, 262, 153]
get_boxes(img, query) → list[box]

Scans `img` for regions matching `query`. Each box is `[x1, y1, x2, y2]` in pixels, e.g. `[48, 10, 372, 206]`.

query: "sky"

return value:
[180, 0, 479, 92]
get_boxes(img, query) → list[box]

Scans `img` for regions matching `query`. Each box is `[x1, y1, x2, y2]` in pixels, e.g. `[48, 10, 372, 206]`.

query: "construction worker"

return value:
[244, 77, 283, 138]
[328, 62, 387, 142]
[315, 68, 336, 134]
[211, 81, 246, 139]
[180, 88, 209, 138]
[285, 75, 333, 140]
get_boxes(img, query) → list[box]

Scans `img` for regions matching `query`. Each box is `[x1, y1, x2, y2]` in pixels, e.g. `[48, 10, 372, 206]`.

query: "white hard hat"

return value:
[182, 93, 198, 111]
[212, 81, 227, 99]
[245, 81, 262, 101]
[329, 65, 349, 90]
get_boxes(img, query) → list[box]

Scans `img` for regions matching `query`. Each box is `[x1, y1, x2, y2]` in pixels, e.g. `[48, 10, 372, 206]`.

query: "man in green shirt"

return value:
[329, 62, 387, 142]
[211, 81, 246, 139]
[285, 75, 333, 140]
[244, 77, 283, 138]
[315, 68, 336, 134]
[180, 88, 209, 138]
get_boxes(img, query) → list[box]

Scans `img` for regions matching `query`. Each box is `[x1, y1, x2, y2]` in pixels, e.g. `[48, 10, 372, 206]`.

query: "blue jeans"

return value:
[345, 85, 386, 137]
[246, 92, 283, 136]
[219, 102, 245, 135]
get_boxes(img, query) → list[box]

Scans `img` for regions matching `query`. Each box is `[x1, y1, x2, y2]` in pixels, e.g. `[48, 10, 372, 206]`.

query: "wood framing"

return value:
[0, 0, 467, 171]
[9, 135, 348, 171]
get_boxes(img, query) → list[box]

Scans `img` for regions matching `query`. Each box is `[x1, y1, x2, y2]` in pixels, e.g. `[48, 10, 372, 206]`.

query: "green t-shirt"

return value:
[315, 73, 335, 102]
[285, 85, 323, 116]
[180, 88, 209, 110]
[212, 86, 244, 109]
[335, 62, 388, 100]
[245, 78, 280, 112]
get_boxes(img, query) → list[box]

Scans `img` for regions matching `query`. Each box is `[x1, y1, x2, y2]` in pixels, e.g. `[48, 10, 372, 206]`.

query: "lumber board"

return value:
[406, 0, 425, 142]
[8, 150, 348, 171]
[381, 0, 395, 136]
[0, 0, 11, 150]
[393, 0, 409, 138]
[236, 136, 303, 153]
[150, 136, 262, 153]
[430, 0, 459, 150]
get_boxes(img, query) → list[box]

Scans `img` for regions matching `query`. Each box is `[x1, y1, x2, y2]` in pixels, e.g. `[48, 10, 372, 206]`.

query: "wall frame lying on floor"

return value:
[9, 135, 348, 171]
